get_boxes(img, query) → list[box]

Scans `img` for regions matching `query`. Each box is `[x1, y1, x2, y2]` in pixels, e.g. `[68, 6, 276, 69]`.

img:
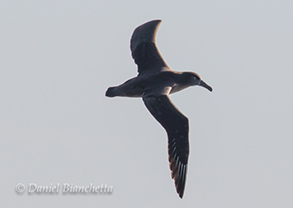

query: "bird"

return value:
[105, 19, 212, 198]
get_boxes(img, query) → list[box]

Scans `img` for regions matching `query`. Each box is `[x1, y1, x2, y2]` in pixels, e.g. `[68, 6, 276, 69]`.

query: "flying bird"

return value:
[105, 20, 212, 198]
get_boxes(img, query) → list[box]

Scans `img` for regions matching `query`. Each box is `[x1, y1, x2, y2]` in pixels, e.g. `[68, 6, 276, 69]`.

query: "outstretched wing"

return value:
[143, 94, 189, 198]
[130, 20, 170, 75]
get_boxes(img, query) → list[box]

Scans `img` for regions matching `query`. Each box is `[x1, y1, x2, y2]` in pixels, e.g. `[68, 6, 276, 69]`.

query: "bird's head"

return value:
[182, 72, 213, 92]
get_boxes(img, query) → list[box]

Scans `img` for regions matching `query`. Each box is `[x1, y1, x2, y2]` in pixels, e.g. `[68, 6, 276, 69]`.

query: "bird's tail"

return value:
[105, 87, 118, 97]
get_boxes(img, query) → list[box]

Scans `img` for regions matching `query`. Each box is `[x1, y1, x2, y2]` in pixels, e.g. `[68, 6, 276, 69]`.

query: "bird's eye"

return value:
[193, 73, 201, 80]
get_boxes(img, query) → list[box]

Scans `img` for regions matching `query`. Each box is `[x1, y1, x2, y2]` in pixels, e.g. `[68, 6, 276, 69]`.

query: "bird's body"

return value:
[106, 71, 205, 98]
[106, 20, 212, 198]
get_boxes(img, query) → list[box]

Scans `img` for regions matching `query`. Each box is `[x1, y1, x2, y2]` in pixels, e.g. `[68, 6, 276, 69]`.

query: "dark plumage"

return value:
[106, 20, 212, 198]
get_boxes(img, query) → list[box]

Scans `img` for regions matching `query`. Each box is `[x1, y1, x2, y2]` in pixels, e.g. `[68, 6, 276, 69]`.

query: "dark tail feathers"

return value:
[105, 87, 117, 97]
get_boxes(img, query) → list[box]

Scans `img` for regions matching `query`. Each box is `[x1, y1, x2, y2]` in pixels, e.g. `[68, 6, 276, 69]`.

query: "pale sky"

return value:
[1, 1, 293, 207]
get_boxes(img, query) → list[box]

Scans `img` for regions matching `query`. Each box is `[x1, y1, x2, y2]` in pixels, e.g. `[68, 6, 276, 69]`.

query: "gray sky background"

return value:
[1, 1, 293, 207]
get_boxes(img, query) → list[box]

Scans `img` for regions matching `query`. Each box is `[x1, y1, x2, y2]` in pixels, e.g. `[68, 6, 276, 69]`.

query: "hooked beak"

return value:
[200, 80, 213, 92]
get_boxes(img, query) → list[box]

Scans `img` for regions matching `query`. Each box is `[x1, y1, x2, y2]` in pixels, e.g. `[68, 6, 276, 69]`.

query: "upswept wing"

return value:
[130, 20, 170, 75]
[142, 94, 189, 198]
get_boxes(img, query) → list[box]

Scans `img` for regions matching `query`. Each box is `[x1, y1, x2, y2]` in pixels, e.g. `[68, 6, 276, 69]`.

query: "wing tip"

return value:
[175, 171, 187, 198]
[130, 19, 163, 52]
[169, 157, 188, 199]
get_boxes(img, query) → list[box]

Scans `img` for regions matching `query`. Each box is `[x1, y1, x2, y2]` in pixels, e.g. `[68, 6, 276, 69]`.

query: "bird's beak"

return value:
[200, 80, 213, 92]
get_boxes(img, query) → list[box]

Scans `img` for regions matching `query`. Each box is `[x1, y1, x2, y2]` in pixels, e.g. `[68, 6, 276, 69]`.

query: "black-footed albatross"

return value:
[105, 20, 212, 198]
